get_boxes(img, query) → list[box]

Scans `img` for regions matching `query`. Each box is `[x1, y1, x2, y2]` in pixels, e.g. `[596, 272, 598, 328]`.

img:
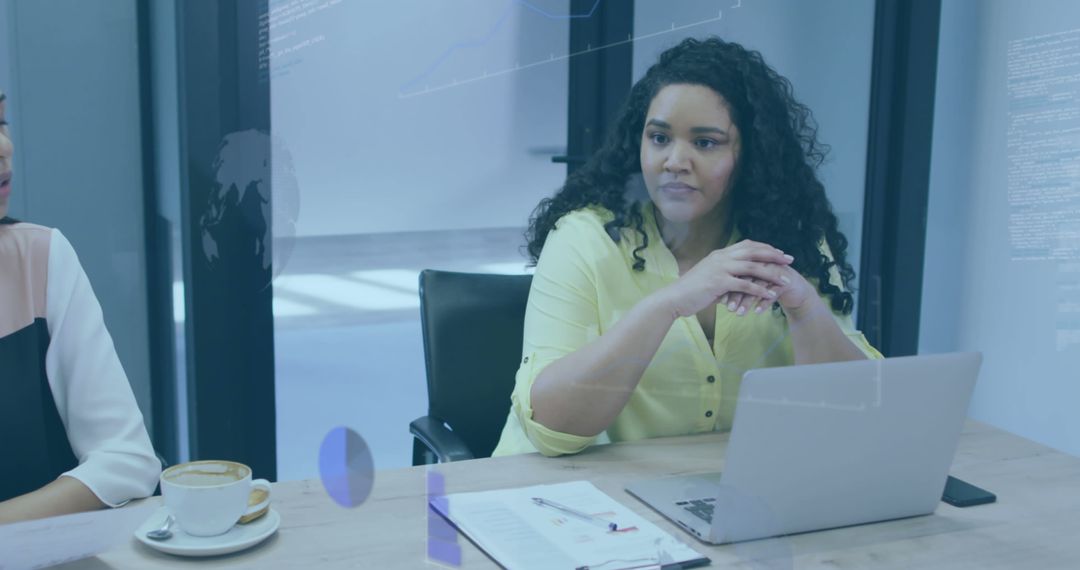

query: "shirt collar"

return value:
[640, 201, 742, 276]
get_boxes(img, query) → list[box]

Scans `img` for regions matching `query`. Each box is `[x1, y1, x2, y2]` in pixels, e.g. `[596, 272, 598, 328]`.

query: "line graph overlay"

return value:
[739, 359, 885, 413]
[399, 7, 736, 100]
[400, 0, 602, 93]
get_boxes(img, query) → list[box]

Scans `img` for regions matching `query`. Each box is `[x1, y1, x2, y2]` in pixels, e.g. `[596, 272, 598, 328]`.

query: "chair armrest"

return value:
[410, 416, 476, 463]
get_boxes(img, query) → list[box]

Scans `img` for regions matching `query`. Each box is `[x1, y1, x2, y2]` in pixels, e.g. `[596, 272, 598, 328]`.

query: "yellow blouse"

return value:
[491, 203, 883, 457]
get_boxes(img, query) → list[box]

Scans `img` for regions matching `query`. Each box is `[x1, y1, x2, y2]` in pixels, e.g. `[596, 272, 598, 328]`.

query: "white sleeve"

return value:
[44, 229, 161, 507]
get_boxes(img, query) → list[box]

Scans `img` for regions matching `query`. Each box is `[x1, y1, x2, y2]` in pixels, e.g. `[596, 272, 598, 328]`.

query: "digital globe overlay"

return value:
[199, 129, 300, 289]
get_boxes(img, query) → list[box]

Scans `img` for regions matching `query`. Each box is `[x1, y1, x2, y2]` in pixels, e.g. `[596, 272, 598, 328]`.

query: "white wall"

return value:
[269, 0, 570, 237]
[922, 0, 1080, 457]
[632, 0, 876, 297]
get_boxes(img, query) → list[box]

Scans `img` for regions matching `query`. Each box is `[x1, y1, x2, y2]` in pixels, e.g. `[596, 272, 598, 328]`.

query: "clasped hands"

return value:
[658, 239, 819, 321]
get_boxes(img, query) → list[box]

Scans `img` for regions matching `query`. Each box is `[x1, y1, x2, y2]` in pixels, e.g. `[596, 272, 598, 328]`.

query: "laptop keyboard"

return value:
[677, 498, 716, 524]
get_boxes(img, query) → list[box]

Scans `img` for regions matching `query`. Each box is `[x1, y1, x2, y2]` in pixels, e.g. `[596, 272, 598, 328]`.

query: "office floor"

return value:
[273, 227, 531, 482]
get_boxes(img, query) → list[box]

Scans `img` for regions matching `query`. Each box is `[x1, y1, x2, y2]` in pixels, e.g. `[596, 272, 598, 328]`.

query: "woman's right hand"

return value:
[655, 240, 794, 318]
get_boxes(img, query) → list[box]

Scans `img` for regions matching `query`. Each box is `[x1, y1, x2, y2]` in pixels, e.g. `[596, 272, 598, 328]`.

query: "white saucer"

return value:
[134, 506, 280, 557]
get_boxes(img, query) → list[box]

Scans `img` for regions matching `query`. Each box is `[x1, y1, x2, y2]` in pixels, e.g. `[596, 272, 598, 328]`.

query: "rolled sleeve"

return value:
[510, 354, 598, 456]
[45, 230, 161, 507]
[501, 212, 606, 456]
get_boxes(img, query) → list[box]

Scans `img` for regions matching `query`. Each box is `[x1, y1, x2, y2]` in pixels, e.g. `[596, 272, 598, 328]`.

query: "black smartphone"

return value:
[942, 475, 996, 507]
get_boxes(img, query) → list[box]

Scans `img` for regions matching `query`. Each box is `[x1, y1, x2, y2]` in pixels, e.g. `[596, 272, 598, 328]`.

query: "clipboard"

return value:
[428, 480, 709, 570]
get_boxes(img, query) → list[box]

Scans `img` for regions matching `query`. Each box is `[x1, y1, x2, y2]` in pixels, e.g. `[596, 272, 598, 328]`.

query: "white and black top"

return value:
[0, 220, 160, 506]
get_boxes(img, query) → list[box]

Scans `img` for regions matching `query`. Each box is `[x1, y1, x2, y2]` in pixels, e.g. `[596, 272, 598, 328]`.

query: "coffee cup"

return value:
[160, 460, 271, 537]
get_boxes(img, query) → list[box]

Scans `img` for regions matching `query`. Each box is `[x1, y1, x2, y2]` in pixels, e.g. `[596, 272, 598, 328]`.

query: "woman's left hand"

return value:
[720, 265, 818, 318]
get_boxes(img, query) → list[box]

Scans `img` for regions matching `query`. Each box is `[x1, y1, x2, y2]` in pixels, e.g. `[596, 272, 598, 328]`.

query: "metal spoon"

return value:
[146, 515, 174, 541]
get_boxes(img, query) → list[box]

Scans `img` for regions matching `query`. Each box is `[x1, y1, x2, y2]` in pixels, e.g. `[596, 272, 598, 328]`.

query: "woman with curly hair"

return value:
[492, 37, 883, 457]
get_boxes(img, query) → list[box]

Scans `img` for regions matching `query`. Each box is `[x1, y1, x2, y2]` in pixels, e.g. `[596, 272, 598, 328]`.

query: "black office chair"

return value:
[410, 270, 533, 465]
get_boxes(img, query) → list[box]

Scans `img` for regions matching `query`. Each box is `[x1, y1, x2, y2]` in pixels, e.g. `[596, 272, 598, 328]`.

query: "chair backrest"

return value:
[418, 269, 532, 459]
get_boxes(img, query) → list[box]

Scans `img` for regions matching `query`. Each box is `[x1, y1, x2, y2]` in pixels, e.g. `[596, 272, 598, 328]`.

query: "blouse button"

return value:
[706, 375, 716, 383]
[523, 357, 529, 363]
[705, 410, 714, 418]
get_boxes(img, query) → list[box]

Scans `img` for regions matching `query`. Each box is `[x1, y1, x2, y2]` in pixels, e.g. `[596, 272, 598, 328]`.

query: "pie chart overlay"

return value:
[318, 426, 375, 508]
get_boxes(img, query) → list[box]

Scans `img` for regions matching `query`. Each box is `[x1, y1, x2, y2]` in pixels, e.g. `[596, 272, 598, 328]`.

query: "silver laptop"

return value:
[625, 352, 982, 544]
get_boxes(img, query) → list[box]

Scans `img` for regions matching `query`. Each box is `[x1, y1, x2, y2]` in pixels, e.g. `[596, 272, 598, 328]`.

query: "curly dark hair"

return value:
[525, 37, 856, 314]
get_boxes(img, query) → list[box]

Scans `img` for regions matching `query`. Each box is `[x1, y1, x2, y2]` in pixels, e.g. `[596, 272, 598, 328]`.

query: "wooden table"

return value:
[62, 420, 1080, 569]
